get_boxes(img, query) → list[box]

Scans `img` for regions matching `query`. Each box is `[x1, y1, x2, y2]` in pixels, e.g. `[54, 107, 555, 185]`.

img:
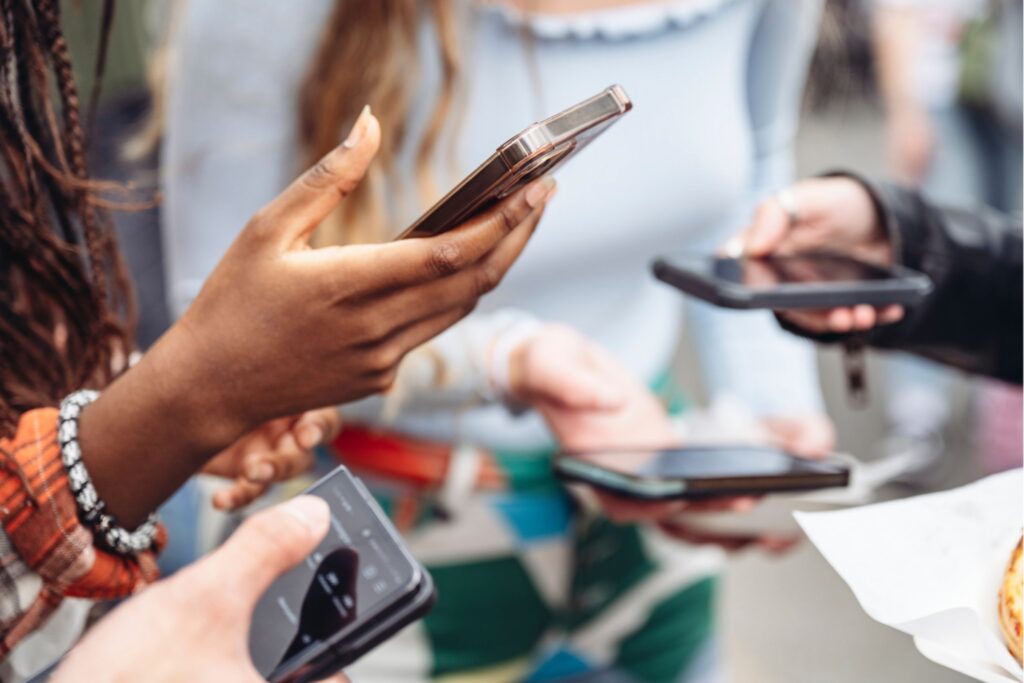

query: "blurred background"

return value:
[62, 1, 1020, 681]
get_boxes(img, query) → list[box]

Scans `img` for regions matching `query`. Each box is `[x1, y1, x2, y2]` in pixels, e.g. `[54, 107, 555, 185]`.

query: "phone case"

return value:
[282, 573, 436, 683]
[269, 468, 436, 683]
[652, 254, 933, 310]
[396, 84, 632, 240]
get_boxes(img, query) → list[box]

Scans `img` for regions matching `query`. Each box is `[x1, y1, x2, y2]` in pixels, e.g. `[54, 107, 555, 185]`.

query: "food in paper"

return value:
[999, 535, 1023, 665]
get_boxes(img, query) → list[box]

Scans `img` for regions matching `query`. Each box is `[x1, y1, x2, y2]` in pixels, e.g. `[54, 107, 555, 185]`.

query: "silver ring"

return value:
[775, 188, 800, 227]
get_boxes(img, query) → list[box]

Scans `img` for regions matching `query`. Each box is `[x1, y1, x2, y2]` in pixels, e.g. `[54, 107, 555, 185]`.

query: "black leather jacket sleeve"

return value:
[783, 173, 1022, 385]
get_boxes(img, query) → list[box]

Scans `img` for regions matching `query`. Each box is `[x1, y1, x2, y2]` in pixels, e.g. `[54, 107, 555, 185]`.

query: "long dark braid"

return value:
[0, 0, 134, 437]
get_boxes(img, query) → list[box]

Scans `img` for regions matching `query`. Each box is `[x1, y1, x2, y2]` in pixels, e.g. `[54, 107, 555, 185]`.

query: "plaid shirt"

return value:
[0, 408, 164, 657]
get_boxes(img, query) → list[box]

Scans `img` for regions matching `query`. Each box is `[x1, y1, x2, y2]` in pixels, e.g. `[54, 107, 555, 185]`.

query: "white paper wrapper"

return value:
[795, 469, 1024, 682]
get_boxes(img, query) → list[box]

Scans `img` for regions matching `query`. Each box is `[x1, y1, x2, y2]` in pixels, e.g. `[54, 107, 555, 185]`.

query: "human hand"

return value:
[79, 106, 555, 526]
[654, 413, 835, 552]
[168, 105, 555, 441]
[513, 325, 675, 453]
[727, 176, 903, 335]
[203, 407, 342, 511]
[513, 328, 759, 529]
[51, 496, 348, 683]
[506, 324, 627, 412]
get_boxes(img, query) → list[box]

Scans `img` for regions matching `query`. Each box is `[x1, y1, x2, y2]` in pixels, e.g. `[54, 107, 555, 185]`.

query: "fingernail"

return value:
[282, 495, 330, 534]
[342, 104, 371, 149]
[722, 236, 745, 258]
[246, 459, 276, 483]
[525, 177, 556, 209]
[882, 305, 905, 323]
[296, 424, 323, 450]
[733, 497, 758, 512]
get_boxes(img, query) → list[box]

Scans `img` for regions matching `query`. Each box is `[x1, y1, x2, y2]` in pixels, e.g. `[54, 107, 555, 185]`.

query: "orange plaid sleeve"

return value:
[0, 408, 165, 656]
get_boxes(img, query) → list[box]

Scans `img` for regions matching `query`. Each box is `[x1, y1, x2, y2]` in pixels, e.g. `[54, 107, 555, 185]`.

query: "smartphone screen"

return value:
[711, 255, 897, 289]
[248, 468, 419, 678]
[573, 446, 843, 478]
[556, 446, 849, 499]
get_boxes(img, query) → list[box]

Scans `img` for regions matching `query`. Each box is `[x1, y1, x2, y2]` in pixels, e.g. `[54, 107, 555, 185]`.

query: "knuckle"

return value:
[353, 314, 389, 344]
[497, 201, 522, 234]
[428, 241, 462, 277]
[305, 156, 341, 189]
[474, 261, 504, 295]
[370, 368, 398, 393]
[457, 301, 477, 321]
[244, 209, 274, 241]
[368, 344, 402, 374]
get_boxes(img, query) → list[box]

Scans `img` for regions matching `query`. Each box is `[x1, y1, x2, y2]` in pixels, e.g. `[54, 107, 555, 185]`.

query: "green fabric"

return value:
[424, 556, 553, 676]
[566, 518, 657, 631]
[379, 369, 713, 679]
[958, 16, 996, 107]
[615, 578, 717, 683]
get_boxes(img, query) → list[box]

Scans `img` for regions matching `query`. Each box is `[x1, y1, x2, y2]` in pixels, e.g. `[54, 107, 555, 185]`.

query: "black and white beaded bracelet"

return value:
[58, 390, 158, 555]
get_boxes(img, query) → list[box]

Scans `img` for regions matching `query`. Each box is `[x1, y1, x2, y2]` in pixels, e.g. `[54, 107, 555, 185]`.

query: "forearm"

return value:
[78, 326, 249, 528]
[861, 179, 1023, 382]
[871, 4, 924, 115]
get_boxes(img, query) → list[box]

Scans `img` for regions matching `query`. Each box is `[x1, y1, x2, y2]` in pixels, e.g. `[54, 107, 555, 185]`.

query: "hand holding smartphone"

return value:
[249, 466, 434, 683]
[652, 252, 932, 311]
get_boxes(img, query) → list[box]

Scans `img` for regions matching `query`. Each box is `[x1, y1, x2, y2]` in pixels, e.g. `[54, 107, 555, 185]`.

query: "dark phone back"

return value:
[652, 253, 933, 310]
[259, 467, 435, 683]
[396, 85, 632, 240]
[553, 446, 850, 501]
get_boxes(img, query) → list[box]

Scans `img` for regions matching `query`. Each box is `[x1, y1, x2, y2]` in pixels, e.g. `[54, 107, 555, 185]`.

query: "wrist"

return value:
[822, 172, 894, 266]
[77, 327, 251, 527]
[488, 319, 544, 402]
[138, 324, 253, 454]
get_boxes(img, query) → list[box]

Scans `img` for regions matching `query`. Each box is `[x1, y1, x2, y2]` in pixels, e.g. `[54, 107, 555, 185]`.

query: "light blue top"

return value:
[163, 0, 825, 451]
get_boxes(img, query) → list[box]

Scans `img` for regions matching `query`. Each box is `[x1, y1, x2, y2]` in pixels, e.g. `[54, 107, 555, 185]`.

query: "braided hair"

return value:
[0, 0, 134, 437]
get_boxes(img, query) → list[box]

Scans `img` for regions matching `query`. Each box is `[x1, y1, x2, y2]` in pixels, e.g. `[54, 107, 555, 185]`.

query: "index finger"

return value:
[347, 176, 556, 288]
[741, 198, 792, 258]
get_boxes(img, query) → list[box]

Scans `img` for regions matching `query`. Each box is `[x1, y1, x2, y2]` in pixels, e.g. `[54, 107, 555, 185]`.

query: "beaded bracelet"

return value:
[58, 390, 158, 555]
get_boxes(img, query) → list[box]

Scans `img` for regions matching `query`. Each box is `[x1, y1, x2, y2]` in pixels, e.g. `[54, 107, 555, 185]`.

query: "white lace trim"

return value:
[483, 0, 742, 40]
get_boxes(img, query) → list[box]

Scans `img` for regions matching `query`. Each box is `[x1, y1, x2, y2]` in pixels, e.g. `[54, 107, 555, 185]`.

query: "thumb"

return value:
[202, 495, 330, 609]
[251, 106, 381, 250]
[742, 197, 792, 257]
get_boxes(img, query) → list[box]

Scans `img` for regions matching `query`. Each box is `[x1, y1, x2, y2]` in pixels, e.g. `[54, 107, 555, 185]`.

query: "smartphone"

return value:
[249, 466, 435, 683]
[395, 84, 632, 240]
[553, 446, 850, 501]
[652, 252, 933, 310]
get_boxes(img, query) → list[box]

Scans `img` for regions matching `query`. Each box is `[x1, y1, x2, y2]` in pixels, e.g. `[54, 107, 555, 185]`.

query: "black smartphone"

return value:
[652, 252, 932, 310]
[395, 84, 632, 239]
[250, 466, 435, 683]
[553, 446, 850, 500]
